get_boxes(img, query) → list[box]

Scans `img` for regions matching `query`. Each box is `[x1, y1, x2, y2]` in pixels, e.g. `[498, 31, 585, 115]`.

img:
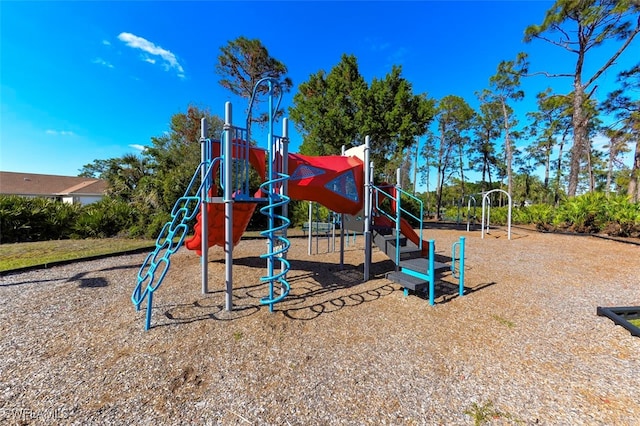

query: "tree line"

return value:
[287, 2, 640, 218]
[8, 0, 637, 243]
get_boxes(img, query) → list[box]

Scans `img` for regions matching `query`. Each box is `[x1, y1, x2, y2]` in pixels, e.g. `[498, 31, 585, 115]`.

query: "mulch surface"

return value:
[1, 226, 639, 425]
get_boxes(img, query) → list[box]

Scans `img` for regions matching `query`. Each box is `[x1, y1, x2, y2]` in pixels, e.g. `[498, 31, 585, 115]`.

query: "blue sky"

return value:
[1, 1, 638, 188]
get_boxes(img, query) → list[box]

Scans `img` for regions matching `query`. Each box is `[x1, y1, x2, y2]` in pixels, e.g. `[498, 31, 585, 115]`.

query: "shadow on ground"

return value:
[155, 253, 498, 327]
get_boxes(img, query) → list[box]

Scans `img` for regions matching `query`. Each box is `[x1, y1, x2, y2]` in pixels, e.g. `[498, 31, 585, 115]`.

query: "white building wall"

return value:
[77, 195, 103, 206]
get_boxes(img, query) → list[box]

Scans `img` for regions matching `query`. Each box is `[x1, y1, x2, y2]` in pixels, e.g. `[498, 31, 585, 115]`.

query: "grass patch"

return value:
[0, 228, 308, 273]
[464, 400, 523, 425]
[629, 318, 640, 327]
[491, 314, 515, 328]
[0, 238, 156, 272]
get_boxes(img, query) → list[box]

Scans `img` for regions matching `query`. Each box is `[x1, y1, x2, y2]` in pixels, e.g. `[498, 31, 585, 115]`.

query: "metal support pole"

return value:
[280, 118, 289, 289]
[507, 199, 512, 240]
[467, 196, 476, 233]
[459, 236, 465, 297]
[281, 118, 289, 222]
[395, 168, 401, 270]
[339, 213, 345, 268]
[224, 102, 234, 311]
[339, 145, 345, 269]
[266, 82, 275, 311]
[481, 192, 487, 239]
[200, 117, 209, 294]
[315, 204, 319, 255]
[307, 201, 313, 256]
[363, 136, 371, 282]
[427, 239, 435, 306]
[327, 216, 330, 253]
[413, 137, 419, 195]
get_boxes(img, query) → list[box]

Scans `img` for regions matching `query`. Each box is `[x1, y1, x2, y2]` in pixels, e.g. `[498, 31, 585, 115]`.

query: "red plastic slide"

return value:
[374, 215, 430, 257]
[184, 200, 257, 256]
[184, 141, 266, 256]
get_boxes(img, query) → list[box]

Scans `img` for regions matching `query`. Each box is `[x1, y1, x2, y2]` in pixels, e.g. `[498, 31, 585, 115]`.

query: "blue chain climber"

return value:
[131, 156, 219, 330]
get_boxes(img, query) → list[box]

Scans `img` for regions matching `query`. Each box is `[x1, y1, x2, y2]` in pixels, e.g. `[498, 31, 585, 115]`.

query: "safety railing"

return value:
[451, 236, 466, 297]
[371, 183, 424, 265]
[396, 186, 424, 249]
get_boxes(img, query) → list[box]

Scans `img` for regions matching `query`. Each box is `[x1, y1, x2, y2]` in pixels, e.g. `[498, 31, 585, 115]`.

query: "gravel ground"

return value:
[1, 227, 639, 425]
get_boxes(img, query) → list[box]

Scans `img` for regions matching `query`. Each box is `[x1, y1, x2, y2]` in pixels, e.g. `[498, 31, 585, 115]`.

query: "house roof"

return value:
[0, 171, 108, 197]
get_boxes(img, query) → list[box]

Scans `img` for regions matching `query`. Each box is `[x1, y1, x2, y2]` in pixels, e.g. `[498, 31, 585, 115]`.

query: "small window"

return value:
[290, 164, 325, 181]
[324, 170, 359, 202]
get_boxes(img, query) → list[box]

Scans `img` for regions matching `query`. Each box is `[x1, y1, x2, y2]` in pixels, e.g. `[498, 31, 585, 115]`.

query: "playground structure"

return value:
[480, 189, 512, 240]
[450, 191, 512, 239]
[132, 79, 466, 330]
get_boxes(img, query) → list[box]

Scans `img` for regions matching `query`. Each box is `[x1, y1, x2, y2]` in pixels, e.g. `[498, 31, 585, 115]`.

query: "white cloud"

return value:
[92, 57, 114, 68]
[129, 144, 147, 152]
[102, 39, 111, 46]
[46, 130, 75, 136]
[143, 57, 156, 64]
[117, 32, 185, 78]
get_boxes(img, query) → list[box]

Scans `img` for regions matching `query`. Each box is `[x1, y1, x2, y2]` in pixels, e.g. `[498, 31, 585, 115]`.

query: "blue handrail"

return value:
[451, 236, 466, 297]
[371, 183, 424, 247]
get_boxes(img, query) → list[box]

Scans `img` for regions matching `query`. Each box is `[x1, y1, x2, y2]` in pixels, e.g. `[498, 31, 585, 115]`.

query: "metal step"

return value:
[399, 257, 449, 273]
[382, 240, 418, 255]
[386, 271, 428, 292]
[371, 224, 393, 235]
[379, 233, 408, 247]
[373, 232, 421, 262]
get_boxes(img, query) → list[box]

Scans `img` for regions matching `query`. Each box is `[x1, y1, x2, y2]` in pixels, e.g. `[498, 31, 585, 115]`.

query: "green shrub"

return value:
[145, 212, 173, 239]
[288, 200, 309, 228]
[0, 195, 81, 243]
[44, 200, 81, 239]
[527, 203, 556, 225]
[510, 207, 530, 225]
[599, 195, 640, 237]
[73, 198, 136, 239]
[0, 195, 27, 243]
[442, 206, 459, 221]
[510, 203, 557, 230]
[553, 193, 607, 233]
[486, 206, 509, 225]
